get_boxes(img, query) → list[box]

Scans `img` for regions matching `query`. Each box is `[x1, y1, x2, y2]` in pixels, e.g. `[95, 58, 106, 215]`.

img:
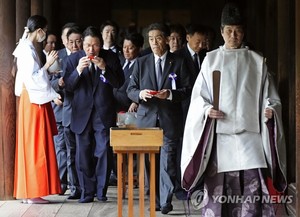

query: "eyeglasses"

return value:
[83, 43, 101, 49]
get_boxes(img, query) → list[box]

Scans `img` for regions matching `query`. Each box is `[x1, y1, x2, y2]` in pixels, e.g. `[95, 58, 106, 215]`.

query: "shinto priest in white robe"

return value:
[180, 45, 287, 193]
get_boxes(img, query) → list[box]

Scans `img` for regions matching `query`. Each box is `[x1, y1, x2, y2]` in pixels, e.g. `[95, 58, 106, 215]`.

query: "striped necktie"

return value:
[156, 58, 162, 87]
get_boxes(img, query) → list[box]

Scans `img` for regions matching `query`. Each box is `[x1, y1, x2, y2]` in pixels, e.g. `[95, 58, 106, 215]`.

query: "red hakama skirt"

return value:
[14, 88, 61, 199]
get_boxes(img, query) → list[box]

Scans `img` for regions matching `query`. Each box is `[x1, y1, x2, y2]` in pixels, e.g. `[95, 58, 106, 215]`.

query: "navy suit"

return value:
[127, 51, 191, 208]
[50, 48, 80, 195]
[50, 49, 68, 194]
[58, 48, 68, 60]
[175, 45, 200, 87]
[111, 58, 137, 185]
[174, 45, 207, 199]
[50, 68, 67, 192]
[113, 58, 134, 112]
[64, 49, 124, 201]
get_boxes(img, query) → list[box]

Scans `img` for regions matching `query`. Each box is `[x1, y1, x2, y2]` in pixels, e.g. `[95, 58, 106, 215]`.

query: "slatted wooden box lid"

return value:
[110, 127, 163, 151]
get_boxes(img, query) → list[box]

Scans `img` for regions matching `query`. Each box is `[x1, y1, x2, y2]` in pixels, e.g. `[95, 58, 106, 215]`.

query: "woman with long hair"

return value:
[13, 15, 62, 204]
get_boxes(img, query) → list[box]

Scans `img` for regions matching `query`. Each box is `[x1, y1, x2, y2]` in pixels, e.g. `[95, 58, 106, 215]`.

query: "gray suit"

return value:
[50, 55, 67, 192]
[127, 51, 191, 208]
[50, 48, 80, 196]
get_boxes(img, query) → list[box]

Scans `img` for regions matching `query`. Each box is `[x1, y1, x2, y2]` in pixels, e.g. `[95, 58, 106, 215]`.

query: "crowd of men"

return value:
[14, 3, 286, 216]
[43, 19, 211, 214]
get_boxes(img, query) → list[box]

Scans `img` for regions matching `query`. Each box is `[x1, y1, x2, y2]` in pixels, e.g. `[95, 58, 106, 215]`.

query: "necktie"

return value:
[193, 53, 200, 72]
[90, 62, 96, 85]
[156, 58, 162, 87]
[123, 61, 131, 77]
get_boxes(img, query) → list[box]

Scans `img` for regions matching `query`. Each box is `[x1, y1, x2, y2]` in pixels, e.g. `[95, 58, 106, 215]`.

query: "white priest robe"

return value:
[181, 45, 287, 192]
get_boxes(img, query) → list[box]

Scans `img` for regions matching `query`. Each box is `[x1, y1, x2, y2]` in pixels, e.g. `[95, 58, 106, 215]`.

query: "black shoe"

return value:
[145, 189, 150, 196]
[147, 206, 160, 211]
[175, 190, 188, 200]
[59, 185, 68, 195]
[78, 196, 94, 203]
[108, 174, 117, 186]
[97, 196, 108, 202]
[67, 192, 81, 200]
[161, 205, 173, 214]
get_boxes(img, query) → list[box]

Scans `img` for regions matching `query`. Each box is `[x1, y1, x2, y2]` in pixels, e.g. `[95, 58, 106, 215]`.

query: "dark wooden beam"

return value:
[0, 0, 17, 200]
[296, 0, 300, 215]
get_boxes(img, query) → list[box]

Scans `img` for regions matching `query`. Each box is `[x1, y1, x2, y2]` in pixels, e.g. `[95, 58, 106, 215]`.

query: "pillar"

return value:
[295, 0, 300, 215]
[31, 0, 43, 15]
[31, 0, 44, 67]
[16, 0, 30, 41]
[0, 0, 17, 200]
[43, 0, 53, 31]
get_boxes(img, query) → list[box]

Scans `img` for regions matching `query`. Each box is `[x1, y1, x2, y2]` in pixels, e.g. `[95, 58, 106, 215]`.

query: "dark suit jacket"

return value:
[50, 48, 68, 123]
[113, 57, 135, 112]
[59, 52, 74, 127]
[127, 52, 191, 139]
[64, 49, 124, 134]
[58, 48, 68, 60]
[174, 46, 200, 85]
[175, 46, 208, 124]
[50, 73, 63, 122]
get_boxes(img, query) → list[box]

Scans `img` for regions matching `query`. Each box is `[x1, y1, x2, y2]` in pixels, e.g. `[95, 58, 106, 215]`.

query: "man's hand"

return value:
[140, 89, 155, 102]
[58, 77, 65, 87]
[92, 56, 106, 71]
[153, 89, 169, 99]
[264, 108, 273, 119]
[76, 56, 90, 75]
[128, 102, 138, 112]
[208, 108, 225, 119]
[53, 94, 63, 106]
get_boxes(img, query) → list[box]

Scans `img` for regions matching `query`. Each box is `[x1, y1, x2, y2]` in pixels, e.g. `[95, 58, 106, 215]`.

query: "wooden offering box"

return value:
[110, 127, 163, 217]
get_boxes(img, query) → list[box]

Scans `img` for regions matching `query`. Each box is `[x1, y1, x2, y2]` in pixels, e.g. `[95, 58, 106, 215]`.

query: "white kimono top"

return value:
[13, 39, 58, 104]
[181, 45, 287, 192]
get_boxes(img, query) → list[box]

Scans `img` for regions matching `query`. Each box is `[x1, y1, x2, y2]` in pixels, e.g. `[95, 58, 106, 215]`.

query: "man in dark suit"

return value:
[127, 23, 191, 214]
[113, 32, 144, 113]
[50, 23, 80, 196]
[50, 25, 83, 199]
[112, 32, 144, 187]
[64, 26, 124, 203]
[174, 23, 208, 200]
[100, 20, 122, 54]
[175, 23, 208, 87]
[100, 20, 123, 185]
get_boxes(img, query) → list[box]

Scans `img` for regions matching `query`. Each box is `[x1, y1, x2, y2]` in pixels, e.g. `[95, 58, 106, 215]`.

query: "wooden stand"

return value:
[110, 127, 163, 217]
